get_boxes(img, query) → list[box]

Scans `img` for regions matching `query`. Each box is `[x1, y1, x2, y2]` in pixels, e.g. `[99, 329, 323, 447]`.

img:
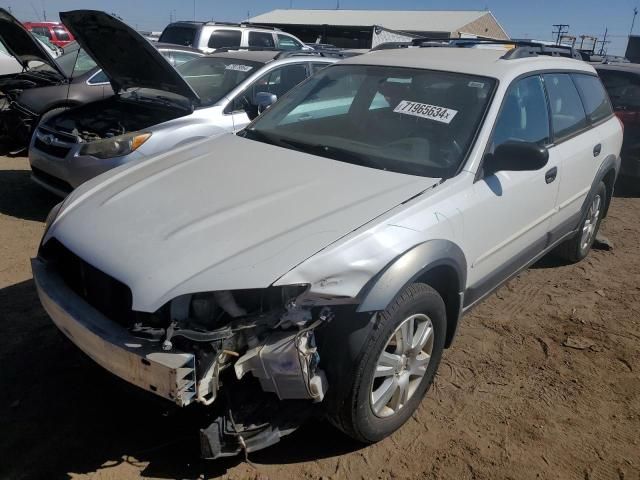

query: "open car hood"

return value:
[60, 10, 199, 104]
[0, 8, 65, 76]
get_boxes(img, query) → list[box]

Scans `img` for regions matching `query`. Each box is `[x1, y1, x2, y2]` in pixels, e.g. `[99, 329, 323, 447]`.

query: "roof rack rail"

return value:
[274, 50, 349, 59]
[212, 46, 281, 53]
[202, 21, 281, 31]
[372, 38, 582, 60]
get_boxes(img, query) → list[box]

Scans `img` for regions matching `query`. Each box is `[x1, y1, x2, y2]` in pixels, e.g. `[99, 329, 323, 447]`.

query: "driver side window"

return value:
[232, 64, 308, 117]
[492, 75, 550, 149]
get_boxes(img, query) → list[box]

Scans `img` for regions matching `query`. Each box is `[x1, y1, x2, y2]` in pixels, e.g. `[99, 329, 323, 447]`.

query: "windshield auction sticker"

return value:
[394, 100, 458, 124]
[225, 64, 253, 72]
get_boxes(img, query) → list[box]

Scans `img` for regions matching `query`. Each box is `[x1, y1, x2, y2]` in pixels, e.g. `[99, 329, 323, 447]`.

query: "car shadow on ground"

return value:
[0, 168, 59, 222]
[0, 279, 362, 480]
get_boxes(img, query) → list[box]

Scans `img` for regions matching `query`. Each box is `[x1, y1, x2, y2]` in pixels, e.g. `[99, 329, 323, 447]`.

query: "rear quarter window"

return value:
[208, 30, 242, 49]
[543, 73, 588, 141]
[159, 25, 197, 47]
[249, 32, 275, 48]
[572, 73, 613, 123]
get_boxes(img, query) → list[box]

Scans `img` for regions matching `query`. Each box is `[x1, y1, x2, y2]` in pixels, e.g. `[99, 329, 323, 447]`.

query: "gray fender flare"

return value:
[356, 240, 467, 348]
[357, 240, 467, 313]
[583, 154, 620, 217]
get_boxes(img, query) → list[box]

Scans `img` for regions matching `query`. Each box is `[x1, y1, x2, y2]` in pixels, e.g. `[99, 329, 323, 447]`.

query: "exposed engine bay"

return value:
[45, 94, 191, 142]
[0, 70, 65, 146]
[129, 286, 334, 458]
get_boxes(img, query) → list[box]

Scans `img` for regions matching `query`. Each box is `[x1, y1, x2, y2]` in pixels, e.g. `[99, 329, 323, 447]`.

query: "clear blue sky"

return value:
[5, 0, 639, 55]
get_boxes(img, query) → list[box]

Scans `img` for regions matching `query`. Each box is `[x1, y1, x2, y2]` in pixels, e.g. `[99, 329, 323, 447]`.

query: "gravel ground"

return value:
[1, 155, 639, 480]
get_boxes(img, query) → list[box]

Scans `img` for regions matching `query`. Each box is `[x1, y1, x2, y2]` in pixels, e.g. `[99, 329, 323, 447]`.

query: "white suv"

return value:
[33, 42, 622, 459]
[159, 21, 310, 53]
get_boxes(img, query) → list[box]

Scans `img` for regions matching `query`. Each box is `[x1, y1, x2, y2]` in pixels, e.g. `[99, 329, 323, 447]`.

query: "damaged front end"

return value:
[145, 288, 333, 458]
[34, 239, 336, 459]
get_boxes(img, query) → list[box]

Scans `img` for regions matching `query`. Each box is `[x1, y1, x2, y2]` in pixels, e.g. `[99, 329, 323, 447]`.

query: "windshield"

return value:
[177, 56, 262, 107]
[54, 48, 97, 77]
[242, 65, 496, 178]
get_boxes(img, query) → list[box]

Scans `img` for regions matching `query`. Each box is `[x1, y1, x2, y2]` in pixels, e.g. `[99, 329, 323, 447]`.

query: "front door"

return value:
[463, 75, 560, 304]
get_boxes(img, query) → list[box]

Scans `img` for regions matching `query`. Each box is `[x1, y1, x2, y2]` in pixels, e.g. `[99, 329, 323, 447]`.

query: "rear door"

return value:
[544, 72, 613, 235]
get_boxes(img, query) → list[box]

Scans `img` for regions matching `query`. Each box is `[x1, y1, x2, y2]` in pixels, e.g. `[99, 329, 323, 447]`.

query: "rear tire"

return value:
[555, 181, 606, 263]
[326, 283, 446, 443]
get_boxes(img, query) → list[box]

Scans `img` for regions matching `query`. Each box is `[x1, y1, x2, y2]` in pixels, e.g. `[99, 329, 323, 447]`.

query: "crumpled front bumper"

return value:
[31, 257, 197, 406]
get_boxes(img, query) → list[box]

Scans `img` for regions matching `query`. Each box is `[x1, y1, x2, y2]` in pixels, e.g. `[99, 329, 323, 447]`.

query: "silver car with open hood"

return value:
[28, 10, 338, 196]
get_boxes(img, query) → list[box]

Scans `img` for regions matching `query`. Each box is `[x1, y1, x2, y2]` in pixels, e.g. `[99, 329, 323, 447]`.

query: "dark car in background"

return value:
[17, 41, 204, 127]
[23, 21, 75, 48]
[596, 63, 640, 178]
[0, 12, 203, 151]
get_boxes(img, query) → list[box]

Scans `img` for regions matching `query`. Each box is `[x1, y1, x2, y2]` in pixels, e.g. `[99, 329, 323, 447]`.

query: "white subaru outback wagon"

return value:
[33, 42, 622, 458]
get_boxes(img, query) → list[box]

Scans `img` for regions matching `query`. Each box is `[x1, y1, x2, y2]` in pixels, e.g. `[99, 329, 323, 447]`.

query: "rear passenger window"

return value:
[572, 74, 612, 123]
[492, 75, 550, 147]
[208, 30, 241, 49]
[543, 73, 588, 141]
[249, 32, 275, 48]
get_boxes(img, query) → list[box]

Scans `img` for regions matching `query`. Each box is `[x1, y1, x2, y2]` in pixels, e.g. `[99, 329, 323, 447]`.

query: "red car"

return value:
[23, 21, 74, 47]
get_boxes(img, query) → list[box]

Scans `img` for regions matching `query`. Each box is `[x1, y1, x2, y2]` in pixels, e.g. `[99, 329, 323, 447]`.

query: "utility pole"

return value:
[552, 24, 570, 45]
[597, 27, 610, 55]
[42, 9, 46, 21]
[336, 0, 340, 9]
[630, 7, 638, 37]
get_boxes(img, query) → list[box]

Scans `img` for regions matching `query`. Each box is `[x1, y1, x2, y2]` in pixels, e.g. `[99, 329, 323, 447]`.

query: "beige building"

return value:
[248, 9, 509, 48]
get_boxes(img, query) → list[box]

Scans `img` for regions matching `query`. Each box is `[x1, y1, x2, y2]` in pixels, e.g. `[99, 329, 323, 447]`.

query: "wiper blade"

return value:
[277, 138, 376, 168]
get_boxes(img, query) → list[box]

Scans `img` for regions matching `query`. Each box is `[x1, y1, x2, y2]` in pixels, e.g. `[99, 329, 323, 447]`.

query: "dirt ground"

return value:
[1, 154, 639, 480]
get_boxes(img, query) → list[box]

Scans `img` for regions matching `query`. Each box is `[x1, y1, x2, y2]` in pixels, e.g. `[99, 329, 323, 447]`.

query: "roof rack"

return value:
[211, 46, 351, 59]
[275, 50, 350, 59]
[200, 21, 281, 31]
[212, 46, 281, 53]
[372, 38, 582, 60]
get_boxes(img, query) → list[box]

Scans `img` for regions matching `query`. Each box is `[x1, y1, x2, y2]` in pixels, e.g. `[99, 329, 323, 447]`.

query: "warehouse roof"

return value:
[249, 9, 497, 33]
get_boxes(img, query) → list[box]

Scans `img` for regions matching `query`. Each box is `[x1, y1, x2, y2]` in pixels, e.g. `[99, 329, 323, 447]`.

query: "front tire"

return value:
[327, 283, 446, 443]
[555, 181, 607, 263]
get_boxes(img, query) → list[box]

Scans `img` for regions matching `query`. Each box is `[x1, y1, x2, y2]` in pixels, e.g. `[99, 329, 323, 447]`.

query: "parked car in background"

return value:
[0, 8, 68, 145]
[29, 10, 338, 196]
[596, 63, 640, 178]
[159, 21, 310, 53]
[33, 41, 621, 459]
[24, 21, 74, 48]
[1, 17, 203, 151]
[31, 32, 63, 57]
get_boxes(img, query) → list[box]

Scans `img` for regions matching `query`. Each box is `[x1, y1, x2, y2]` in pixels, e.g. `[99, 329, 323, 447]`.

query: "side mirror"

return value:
[484, 141, 549, 176]
[255, 92, 278, 114]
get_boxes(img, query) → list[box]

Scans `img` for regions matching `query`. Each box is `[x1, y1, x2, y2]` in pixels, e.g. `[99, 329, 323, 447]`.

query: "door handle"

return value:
[593, 143, 602, 157]
[545, 167, 558, 184]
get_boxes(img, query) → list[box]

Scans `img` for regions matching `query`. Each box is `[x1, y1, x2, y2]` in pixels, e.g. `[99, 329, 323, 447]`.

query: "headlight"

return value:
[78, 132, 151, 159]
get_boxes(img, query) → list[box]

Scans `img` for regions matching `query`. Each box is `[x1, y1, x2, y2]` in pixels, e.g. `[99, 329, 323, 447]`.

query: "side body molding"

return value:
[357, 240, 467, 313]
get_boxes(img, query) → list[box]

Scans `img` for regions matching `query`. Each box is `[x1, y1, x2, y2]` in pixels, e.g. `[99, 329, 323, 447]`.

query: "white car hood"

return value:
[48, 134, 439, 312]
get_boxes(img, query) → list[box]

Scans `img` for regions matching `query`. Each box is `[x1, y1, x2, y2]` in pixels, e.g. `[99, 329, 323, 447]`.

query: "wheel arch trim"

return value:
[356, 240, 467, 347]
